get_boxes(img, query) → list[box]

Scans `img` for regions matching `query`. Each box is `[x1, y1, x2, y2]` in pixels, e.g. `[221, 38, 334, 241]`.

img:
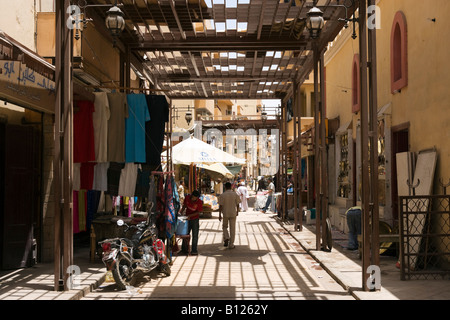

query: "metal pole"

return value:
[368, 0, 380, 270]
[359, 0, 371, 291]
[320, 52, 328, 249]
[293, 81, 299, 230]
[297, 82, 303, 231]
[54, 0, 62, 291]
[54, 0, 73, 291]
[313, 42, 322, 250]
[282, 101, 288, 221]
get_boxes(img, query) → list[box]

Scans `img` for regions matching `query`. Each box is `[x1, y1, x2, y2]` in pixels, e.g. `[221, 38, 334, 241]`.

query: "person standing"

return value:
[261, 177, 275, 213]
[180, 190, 203, 255]
[237, 182, 249, 212]
[178, 180, 185, 206]
[218, 182, 241, 249]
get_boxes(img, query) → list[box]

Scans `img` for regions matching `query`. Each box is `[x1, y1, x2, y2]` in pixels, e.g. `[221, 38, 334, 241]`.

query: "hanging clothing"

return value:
[156, 174, 165, 213]
[73, 163, 81, 191]
[135, 164, 151, 198]
[78, 190, 87, 232]
[87, 190, 101, 233]
[93, 92, 110, 163]
[106, 162, 125, 196]
[107, 92, 128, 162]
[73, 191, 79, 233]
[92, 162, 109, 192]
[74, 100, 95, 163]
[125, 94, 150, 163]
[80, 162, 96, 190]
[145, 95, 169, 166]
[118, 162, 140, 197]
[148, 175, 157, 212]
[164, 176, 176, 239]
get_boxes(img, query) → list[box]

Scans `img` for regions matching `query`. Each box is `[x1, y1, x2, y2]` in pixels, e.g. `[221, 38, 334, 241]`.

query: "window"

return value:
[352, 54, 360, 113]
[390, 11, 408, 93]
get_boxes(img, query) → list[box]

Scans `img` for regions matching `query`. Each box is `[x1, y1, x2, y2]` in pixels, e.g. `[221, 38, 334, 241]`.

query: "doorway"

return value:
[0, 123, 41, 269]
[391, 123, 409, 224]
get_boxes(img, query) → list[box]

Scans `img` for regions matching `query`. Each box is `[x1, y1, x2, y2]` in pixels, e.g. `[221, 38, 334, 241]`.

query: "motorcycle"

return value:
[98, 205, 171, 290]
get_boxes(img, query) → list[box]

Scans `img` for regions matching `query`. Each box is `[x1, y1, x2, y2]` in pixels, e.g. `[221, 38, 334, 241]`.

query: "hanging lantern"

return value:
[306, 7, 325, 39]
[261, 111, 268, 123]
[185, 106, 193, 125]
[105, 5, 125, 38]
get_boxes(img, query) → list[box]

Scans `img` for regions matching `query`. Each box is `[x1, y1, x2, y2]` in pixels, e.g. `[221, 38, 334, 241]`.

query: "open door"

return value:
[391, 125, 409, 224]
[1, 124, 40, 269]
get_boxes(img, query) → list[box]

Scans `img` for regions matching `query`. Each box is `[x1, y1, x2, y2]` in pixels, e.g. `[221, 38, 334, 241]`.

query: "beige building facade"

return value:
[322, 0, 450, 264]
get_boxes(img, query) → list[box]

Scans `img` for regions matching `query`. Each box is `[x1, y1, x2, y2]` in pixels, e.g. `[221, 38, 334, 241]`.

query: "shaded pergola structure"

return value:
[54, 0, 380, 291]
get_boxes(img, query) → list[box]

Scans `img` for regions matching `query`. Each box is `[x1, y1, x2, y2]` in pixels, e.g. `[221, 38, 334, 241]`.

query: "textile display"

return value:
[72, 93, 171, 234]
[118, 163, 140, 197]
[148, 175, 157, 212]
[73, 163, 81, 191]
[92, 92, 110, 162]
[92, 162, 109, 192]
[125, 94, 150, 163]
[164, 176, 176, 239]
[107, 92, 128, 162]
[73, 100, 95, 163]
[157, 174, 165, 213]
[145, 95, 169, 166]
[106, 162, 125, 196]
[80, 162, 95, 190]
[135, 164, 151, 197]
[201, 194, 219, 211]
[73, 191, 79, 233]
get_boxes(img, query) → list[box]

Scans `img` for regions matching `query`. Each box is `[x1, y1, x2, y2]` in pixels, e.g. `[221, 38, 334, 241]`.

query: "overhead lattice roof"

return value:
[87, 0, 356, 100]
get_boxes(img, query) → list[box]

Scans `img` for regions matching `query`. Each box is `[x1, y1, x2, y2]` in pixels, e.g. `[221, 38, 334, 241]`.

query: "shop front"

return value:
[0, 31, 55, 270]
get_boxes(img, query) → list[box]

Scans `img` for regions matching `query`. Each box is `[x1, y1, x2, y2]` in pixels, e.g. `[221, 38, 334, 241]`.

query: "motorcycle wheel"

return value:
[112, 255, 136, 290]
[160, 262, 171, 276]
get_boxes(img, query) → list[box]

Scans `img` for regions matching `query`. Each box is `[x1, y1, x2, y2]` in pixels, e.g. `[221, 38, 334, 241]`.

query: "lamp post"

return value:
[306, 7, 325, 39]
[105, 4, 125, 43]
[185, 105, 193, 125]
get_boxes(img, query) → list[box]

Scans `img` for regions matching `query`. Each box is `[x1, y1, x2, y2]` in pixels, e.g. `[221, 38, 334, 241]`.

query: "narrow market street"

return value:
[81, 203, 354, 300]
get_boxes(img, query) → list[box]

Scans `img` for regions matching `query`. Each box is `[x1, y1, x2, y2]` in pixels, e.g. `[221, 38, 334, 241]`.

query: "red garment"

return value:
[184, 194, 203, 220]
[74, 100, 95, 163]
[80, 162, 96, 190]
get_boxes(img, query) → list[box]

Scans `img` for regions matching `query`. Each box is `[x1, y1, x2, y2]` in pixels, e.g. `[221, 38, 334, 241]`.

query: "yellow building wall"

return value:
[376, 0, 450, 186]
[325, 0, 450, 261]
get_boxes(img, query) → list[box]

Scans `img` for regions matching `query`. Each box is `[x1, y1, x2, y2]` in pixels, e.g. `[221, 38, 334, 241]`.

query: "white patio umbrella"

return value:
[162, 136, 246, 165]
[197, 163, 234, 179]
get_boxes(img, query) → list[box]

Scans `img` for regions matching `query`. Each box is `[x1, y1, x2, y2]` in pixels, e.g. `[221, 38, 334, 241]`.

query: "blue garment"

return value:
[125, 94, 150, 163]
[182, 218, 199, 254]
[262, 194, 273, 212]
[346, 207, 362, 249]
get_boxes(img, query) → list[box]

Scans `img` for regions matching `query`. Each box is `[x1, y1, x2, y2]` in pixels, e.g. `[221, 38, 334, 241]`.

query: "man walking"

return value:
[218, 182, 241, 249]
[261, 177, 275, 213]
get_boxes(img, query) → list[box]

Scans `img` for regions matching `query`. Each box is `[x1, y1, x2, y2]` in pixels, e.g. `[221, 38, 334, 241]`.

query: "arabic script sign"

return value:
[0, 60, 55, 113]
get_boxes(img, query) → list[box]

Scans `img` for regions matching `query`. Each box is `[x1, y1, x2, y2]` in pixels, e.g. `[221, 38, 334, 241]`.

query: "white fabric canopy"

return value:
[197, 163, 234, 178]
[162, 136, 246, 165]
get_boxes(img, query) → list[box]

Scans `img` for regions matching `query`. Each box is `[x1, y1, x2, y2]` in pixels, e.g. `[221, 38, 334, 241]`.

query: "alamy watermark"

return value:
[173, 121, 280, 176]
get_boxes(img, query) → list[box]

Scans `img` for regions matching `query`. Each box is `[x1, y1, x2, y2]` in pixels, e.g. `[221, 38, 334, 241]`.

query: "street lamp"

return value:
[185, 105, 193, 125]
[105, 4, 125, 39]
[261, 105, 268, 123]
[306, 7, 325, 39]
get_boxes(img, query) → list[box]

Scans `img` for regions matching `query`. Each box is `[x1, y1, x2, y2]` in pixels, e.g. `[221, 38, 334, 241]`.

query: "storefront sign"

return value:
[0, 60, 55, 114]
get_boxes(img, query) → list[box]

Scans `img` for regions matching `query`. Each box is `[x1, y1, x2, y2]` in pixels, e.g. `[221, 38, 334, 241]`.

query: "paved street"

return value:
[81, 210, 354, 300]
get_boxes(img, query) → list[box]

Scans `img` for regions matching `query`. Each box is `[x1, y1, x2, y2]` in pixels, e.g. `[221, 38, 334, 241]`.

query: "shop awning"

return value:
[0, 31, 56, 113]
